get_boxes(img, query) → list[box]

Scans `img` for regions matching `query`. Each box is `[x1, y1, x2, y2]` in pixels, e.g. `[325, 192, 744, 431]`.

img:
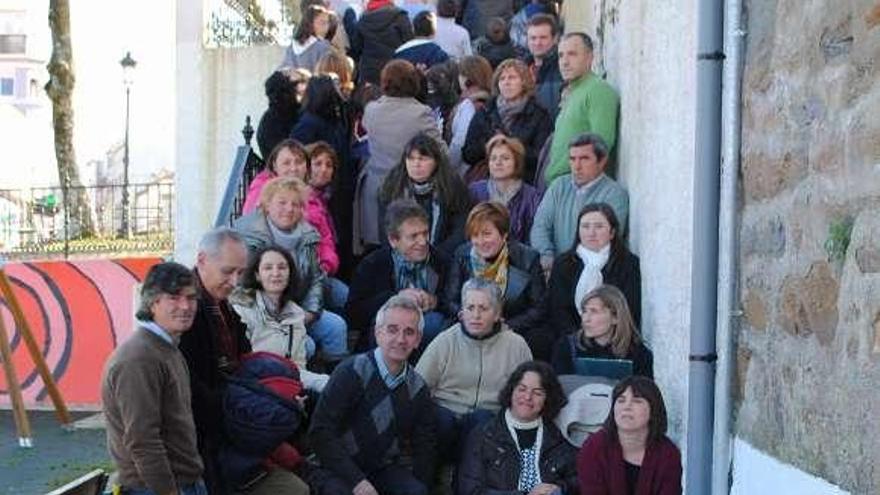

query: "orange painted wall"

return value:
[0, 258, 162, 408]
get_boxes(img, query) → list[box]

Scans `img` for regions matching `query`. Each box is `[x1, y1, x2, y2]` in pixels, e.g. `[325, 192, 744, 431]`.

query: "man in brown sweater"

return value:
[101, 261, 205, 495]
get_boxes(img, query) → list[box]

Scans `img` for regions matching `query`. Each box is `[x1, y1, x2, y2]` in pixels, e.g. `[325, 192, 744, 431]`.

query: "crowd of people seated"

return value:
[101, 1, 683, 494]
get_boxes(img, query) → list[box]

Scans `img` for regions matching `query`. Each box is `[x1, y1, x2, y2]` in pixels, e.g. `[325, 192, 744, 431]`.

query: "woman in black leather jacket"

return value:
[458, 361, 578, 495]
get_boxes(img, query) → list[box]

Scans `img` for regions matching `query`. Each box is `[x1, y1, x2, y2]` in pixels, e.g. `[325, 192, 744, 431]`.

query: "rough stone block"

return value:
[867, 3, 880, 29]
[742, 216, 786, 258]
[742, 289, 769, 331]
[809, 124, 844, 172]
[849, 207, 880, 273]
[742, 149, 808, 201]
[819, 16, 854, 62]
[856, 246, 880, 273]
[779, 261, 840, 346]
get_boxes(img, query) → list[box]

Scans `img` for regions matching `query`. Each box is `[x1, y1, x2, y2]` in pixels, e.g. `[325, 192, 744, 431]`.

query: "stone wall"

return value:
[737, 0, 880, 492]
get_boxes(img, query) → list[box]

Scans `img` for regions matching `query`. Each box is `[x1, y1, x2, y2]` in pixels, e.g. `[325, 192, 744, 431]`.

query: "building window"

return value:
[0, 35, 26, 54]
[0, 78, 14, 96]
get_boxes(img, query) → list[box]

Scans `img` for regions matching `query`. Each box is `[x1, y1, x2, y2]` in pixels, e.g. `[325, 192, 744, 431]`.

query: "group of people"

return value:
[101, 1, 683, 494]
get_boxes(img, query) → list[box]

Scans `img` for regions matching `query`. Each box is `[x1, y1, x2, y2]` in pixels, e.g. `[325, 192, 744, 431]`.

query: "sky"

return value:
[2, 0, 175, 188]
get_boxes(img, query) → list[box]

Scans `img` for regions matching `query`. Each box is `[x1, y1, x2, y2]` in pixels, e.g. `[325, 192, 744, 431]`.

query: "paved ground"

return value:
[0, 410, 110, 494]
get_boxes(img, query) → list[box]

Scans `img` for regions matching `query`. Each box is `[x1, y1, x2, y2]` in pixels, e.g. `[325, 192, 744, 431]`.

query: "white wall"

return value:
[602, 0, 697, 448]
[731, 438, 850, 495]
[174, 0, 283, 264]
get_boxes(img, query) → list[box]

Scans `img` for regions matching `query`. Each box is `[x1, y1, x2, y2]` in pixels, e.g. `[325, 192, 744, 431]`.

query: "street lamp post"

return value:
[119, 51, 136, 238]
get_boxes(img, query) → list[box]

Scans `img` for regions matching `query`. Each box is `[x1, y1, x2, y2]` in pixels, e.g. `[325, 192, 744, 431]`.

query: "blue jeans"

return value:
[434, 405, 494, 464]
[123, 479, 207, 495]
[323, 277, 349, 314]
[307, 309, 348, 358]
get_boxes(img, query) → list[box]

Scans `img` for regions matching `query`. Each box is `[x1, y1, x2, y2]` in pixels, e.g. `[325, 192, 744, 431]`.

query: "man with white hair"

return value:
[180, 227, 308, 494]
[309, 295, 437, 495]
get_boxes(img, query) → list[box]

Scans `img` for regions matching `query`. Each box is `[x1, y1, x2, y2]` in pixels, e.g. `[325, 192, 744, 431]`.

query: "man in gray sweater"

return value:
[531, 132, 629, 275]
[101, 262, 205, 495]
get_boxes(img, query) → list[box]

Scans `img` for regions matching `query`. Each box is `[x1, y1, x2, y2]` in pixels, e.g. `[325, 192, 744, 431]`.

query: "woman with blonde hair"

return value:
[234, 177, 349, 365]
[462, 57, 552, 183]
[550, 284, 653, 378]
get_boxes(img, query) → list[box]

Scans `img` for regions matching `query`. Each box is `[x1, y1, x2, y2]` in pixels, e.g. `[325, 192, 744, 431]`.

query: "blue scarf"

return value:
[392, 249, 429, 291]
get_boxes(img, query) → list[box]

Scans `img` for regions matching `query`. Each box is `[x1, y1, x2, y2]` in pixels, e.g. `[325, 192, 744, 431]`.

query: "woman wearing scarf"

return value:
[379, 132, 471, 259]
[443, 201, 549, 358]
[547, 202, 641, 335]
[462, 58, 553, 184]
[458, 361, 579, 495]
[234, 177, 349, 366]
[469, 135, 542, 244]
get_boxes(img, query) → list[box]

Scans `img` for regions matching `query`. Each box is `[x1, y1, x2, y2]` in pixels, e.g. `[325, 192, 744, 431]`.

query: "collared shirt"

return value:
[138, 319, 175, 346]
[373, 348, 408, 390]
[574, 174, 603, 196]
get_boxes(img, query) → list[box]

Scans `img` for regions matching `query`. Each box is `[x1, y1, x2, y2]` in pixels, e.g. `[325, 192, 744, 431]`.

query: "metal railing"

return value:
[215, 116, 264, 227]
[204, 0, 293, 48]
[0, 182, 174, 258]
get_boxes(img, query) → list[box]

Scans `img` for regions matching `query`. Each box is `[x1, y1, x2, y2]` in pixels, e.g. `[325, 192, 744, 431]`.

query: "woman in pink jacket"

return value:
[243, 139, 348, 312]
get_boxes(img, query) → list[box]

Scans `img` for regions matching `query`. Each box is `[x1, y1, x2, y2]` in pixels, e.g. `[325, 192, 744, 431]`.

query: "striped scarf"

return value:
[392, 249, 429, 291]
[470, 243, 509, 294]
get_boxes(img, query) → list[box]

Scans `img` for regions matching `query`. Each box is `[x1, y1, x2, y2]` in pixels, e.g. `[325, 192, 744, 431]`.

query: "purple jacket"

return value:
[469, 180, 542, 244]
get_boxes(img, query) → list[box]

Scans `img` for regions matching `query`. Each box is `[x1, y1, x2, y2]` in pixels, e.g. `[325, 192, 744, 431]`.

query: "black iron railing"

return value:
[215, 116, 264, 227]
[0, 182, 174, 258]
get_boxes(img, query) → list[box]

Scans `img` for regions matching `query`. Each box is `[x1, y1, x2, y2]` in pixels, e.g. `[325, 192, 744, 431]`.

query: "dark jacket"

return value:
[459, 0, 514, 39]
[527, 48, 563, 120]
[309, 352, 437, 489]
[577, 428, 682, 495]
[219, 352, 305, 487]
[468, 180, 542, 244]
[458, 412, 579, 495]
[443, 241, 545, 336]
[547, 249, 641, 333]
[179, 271, 253, 495]
[550, 333, 654, 378]
[462, 96, 553, 184]
[346, 246, 449, 336]
[472, 37, 526, 69]
[351, 5, 413, 84]
[256, 104, 300, 160]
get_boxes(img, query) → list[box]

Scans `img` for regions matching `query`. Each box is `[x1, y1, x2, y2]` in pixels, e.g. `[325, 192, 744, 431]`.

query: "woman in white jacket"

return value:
[231, 245, 329, 391]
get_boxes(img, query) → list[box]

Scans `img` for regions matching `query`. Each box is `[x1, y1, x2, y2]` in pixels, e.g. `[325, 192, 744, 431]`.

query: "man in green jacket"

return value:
[543, 32, 619, 185]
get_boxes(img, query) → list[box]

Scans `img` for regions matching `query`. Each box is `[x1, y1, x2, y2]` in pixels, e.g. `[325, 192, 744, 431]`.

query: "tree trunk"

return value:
[46, 0, 95, 238]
